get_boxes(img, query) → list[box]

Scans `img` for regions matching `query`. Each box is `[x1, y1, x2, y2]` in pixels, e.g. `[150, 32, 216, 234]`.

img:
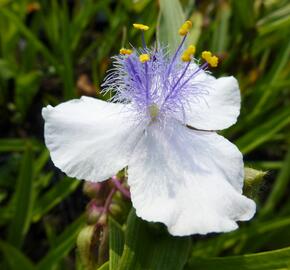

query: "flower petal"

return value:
[128, 121, 255, 236]
[185, 76, 241, 130]
[42, 97, 143, 182]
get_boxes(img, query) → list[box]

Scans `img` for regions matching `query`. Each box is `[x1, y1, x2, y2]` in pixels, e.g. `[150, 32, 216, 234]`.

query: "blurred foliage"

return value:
[0, 0, 290, 269]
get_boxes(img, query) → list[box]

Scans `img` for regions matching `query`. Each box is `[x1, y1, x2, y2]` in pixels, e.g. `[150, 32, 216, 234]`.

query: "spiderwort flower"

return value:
[42, 21, 256, 236]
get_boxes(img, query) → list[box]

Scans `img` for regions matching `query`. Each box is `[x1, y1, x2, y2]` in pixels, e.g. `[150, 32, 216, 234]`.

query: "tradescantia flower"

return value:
[42, 22, 256, 236]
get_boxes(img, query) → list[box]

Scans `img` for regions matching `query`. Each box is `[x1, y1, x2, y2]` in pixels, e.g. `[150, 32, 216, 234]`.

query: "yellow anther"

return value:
[181, 45, 196, 62]
[186, 45, 196, 55]
[178, 20, 192, 36]
[133, 23, 149, 31]
[178, 27, 188, 36]
[120, 48, 132, 55]
[201, 51, 212, 61]
[201, 51, 218, 67]
[208, 55, 219, 67]
[181, 52, 191, 62]
[139, 54, 150, 63]
[184, 20, 193, 29]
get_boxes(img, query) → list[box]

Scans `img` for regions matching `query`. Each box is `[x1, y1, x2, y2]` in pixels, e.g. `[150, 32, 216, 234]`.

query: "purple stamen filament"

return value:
[111, 176, 131, 199]
[127, 57, 142, 85]
[166, 35, 187, 77]
[141, 31, 146, 49]
[178, 62, 208, 90]
[168, 61, 191, 97]
[145, 61, 150, 104]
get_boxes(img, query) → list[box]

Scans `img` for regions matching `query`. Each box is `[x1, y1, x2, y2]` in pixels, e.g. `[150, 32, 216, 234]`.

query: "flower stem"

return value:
[111, 176, 131, 199]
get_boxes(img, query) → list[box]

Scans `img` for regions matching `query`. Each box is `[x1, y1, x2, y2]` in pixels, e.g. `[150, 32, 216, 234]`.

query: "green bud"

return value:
[83, 182, 102, 199]
[86, 202, 103, 225]
[109, 203, 122, 216]
[244, 167, 266, 199]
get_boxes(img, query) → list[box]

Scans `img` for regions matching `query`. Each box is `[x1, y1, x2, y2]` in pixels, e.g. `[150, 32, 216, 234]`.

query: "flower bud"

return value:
[83, 182, 102, 199]
[86, 201, 103, 225]
[244, 167, 266, 199]
[109, 203, 122, 216]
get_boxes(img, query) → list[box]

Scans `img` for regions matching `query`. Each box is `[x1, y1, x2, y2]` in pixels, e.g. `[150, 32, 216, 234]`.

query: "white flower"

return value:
[42, 23, 256, 236]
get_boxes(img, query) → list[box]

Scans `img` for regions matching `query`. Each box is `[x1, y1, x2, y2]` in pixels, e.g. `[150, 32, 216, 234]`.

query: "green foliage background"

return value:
[0, 0, 290, 269]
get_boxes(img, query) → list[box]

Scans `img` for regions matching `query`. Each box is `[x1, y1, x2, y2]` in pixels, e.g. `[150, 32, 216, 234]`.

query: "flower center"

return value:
[102, 21, 219, 124]
[149, 103, 159, 121]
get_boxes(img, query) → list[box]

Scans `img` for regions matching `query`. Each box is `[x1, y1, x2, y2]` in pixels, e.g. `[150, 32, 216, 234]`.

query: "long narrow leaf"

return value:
[8, 147, 34, 248]
[109, 217, 124, 270]
[157, 0, 185, 52]
[187, 246, 290, 270]
[118, 209, 191, 270]
[32, 177, 80, 222]
[36, 215, 85, 270]
[0, 240, 35, 270]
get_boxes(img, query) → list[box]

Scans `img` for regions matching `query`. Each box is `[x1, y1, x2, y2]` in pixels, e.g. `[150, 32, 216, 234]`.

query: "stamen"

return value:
[181, 44, 196, 62]
[181, 52, 191, 62]
[139, 54, 150, 63]
[141, 31, 147, 49]
[167, 21, 192, 76]
[171, 61, 191, 93]
[201, 51, 219, 67]
[133, 23, 149, 49]
[187, 45, 196, 55]
[133, 23, 150, 31]
[178, 20, 192, 36]
[167, 35, 187, 76]
[177, 62, 208, 91]
[120, 48, 132, 55]
[208, 56, 218, 67]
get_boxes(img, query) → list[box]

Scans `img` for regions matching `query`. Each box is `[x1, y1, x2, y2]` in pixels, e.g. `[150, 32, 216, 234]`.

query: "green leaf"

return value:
[191, 217, 290, 258]
[186, 11, 203, 46]
[232, 0, 255, 29]
[8, 147, 34, 248]
[236, 107, 290, 154]
[36, 215, 85, 270]
[187, 246, 290, 270]
[251, 41, 290, 117]
[32, 177, 80, 222]
[15, 71, 42, 119]
[98, 261, 109, 270]
[0, 240, 35, 270]
[210, 2, 231, 53]
[260, 145, 290, 218]
[76, 225, 97, 270]
[0, 8, 59, 68]
[109, 217, 124, 270]
[0, 139, 41, 152]
[118, 209, 191, 270]
[34, 149, 50, 177]
[157, 0, 185, 52]
[0, 58, 16, 79]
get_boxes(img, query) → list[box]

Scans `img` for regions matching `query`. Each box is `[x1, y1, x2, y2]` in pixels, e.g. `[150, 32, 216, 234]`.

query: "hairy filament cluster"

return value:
[102, 22, 218, 124]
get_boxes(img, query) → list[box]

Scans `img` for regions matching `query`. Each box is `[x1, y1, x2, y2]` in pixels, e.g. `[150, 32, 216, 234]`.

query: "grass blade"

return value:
[32, 177, 80, 222]
[36, 215, 85, 270]
[118, 209, 191, 270]
[7, 146, 34, 248]
[0, 240, 35, 270]
[109, 217, 124, 270]
[187, 246, 290, 270]
[157, 0, 185, 52]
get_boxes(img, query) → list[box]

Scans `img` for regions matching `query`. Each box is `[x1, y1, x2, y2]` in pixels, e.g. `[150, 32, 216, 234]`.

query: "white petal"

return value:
[42, 97, 143, 182]
[185, 76, 241, 130]
[128, 121, 255, 236]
